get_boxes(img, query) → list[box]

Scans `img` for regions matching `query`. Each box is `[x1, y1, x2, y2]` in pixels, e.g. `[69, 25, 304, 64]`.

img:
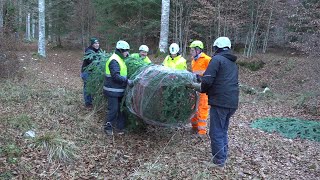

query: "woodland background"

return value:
[0, 0, 319, 179]
[0, 0, 319, 56]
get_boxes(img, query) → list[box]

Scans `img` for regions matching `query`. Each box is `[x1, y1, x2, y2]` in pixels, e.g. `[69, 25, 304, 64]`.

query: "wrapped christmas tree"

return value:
[84, 53, 199, 127]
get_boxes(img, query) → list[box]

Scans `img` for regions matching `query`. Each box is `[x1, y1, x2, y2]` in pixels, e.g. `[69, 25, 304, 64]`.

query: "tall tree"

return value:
[159, 0, 170, 53]
[38, 0, 45, 57]
[26, 13, 31, 41]
[0, 0, 3, 36]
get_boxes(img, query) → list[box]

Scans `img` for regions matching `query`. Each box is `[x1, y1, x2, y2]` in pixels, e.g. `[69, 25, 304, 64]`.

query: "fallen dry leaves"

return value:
[0, 46, 319, 179]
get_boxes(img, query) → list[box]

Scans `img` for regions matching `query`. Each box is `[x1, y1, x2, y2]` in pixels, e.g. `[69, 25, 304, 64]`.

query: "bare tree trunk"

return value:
[80, 0, 85, 49]
[32, 16, 35, 39]
[245, 0, 268, 57]
[38, 0, 46, 57]
[0, 0, 3, 36]
[87, 8, 90, 45]
[263, 0, 274, 53]
[47, 0, 52, 42]
[26, 13, 31, 41]
[174, 1, 178, 42]
[183, 14, 190, 56]
[18, 0, 22, 34]
[179, 2, 182, 50]
[159, 0, 170, 53]
[217, 0, 221, 37]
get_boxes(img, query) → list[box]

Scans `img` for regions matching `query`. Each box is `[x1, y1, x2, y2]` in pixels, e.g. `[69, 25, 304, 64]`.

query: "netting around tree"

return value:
[83, 53, 199, 127]
[125, 65, 199, 127]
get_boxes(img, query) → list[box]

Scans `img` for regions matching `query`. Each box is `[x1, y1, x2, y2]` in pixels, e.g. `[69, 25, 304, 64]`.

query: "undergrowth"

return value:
[33, 133, 78, 162]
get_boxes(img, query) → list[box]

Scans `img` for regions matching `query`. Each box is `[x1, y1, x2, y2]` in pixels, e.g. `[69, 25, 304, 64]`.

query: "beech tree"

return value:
[0, 0, 3, 36]
[38, 0, 45, 57]
[159, 0, 170, 53]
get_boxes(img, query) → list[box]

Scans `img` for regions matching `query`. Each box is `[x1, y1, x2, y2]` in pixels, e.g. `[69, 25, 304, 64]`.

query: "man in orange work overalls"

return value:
[189, 40, 211, 136]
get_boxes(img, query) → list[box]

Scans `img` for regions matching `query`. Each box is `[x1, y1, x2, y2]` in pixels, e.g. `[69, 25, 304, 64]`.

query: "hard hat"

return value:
[116, 40, 130, 50]
[213, 37, 231, 49]
[139, 45, 149, 52]
[189, 40, 204, 49]
[169, 43, 179, 54]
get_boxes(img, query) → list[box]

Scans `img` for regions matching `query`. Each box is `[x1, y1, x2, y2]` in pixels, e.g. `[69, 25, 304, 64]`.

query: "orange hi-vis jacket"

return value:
[191, 52, 211, 135]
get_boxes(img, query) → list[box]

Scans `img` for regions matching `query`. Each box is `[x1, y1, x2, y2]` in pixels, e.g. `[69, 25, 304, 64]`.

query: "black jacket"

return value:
[201, 50, 239, 109]
[81, 46, 102, 72]
[103, 50, 128, 97]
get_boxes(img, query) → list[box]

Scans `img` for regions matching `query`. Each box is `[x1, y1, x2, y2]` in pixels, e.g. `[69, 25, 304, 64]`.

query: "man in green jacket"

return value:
[130, 45, 151, 64]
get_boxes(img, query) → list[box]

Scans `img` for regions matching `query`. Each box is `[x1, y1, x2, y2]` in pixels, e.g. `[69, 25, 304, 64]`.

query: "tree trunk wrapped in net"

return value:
[125, 60, 199, 127]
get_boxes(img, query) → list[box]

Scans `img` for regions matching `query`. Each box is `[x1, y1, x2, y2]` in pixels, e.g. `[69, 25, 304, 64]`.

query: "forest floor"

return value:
[0, 44, 319, 179]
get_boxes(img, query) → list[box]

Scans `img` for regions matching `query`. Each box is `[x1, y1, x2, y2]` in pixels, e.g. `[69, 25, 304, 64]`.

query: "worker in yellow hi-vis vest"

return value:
[162, 43, 187, 70]
[103, 40, 134, 136]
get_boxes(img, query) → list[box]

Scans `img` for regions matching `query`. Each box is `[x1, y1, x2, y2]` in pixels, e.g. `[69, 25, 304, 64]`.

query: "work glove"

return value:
[187, 83, 201, 92]
[127, 79, 134, 87]
[192, 83, 201, 92]
[195, 74, 202, 83]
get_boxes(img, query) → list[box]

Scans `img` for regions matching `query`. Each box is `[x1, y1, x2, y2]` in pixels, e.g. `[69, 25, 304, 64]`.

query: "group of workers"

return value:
[80, 37, 239, 168]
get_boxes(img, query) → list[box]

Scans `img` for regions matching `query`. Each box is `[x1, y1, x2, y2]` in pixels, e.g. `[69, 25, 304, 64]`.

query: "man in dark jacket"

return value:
[200, 37, 239, 167]
[103, 40, 133, 136]
[81, 37, 102, 108]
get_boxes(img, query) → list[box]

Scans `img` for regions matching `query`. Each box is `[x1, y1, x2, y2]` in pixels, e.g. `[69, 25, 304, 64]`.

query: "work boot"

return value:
[104, 122, 113, 136]
[209, 157, 225, 168]
[196, 133, 208, 141]
[85, 103, 93, 109]
[117, 129, 125, 135]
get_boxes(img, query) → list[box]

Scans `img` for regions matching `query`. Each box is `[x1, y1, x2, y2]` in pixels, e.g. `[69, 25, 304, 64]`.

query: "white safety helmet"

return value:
[139, 45, 149, 52]
[116, 40, 130, 50]
[213, 37, 231, 49]
[169, 43, 179, 54]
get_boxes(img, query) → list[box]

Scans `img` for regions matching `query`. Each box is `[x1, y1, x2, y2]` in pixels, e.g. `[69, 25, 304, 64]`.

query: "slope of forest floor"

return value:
[0, 45, 319, 179]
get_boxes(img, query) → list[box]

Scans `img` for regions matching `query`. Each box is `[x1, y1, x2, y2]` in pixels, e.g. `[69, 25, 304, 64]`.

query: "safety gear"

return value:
[139, 45, 149, 52]
[213, 37, 231, 49]
[162, 55, 187, 70]
[116, 40, 130, 50]
[195, 74, 202, 83]
[190, 40, 204, 49]
[191, 93, 209, 135]
[191, 52, 211, 135]
[105, 54, 127, 77]
[104, 122, 113, 136]
[104, 53, 128, 97]
[130, 53, 152, 64]
[169, 43, 179, 54]
[191, 83, 201, 92]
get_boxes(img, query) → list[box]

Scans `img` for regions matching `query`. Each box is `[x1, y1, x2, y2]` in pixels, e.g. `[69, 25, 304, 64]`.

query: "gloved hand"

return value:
[191, 83, 201, 92]
[195, 74, 202, 83]
[127, 79, 134, 87]
[187, 83, 201, 92]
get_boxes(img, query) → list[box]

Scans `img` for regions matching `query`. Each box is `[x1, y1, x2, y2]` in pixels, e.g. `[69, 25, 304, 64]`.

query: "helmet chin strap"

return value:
[194, 49, 202, 59]
[119, 49, 129, 57]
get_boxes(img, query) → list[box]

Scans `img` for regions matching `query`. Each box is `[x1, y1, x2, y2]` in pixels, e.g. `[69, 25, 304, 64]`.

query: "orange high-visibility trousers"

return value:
[191, 53, 211, 135]
[191, 93, 209, 134]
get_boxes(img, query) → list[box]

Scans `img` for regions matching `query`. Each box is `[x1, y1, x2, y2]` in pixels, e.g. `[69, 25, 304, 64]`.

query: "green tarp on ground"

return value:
[251, 117, 320, 142]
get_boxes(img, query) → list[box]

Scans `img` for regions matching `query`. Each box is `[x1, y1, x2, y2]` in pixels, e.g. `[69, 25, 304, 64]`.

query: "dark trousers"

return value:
[209, 106, 236, 165]
[81, 72, 92, 106]
[105, 96, 125, 130]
